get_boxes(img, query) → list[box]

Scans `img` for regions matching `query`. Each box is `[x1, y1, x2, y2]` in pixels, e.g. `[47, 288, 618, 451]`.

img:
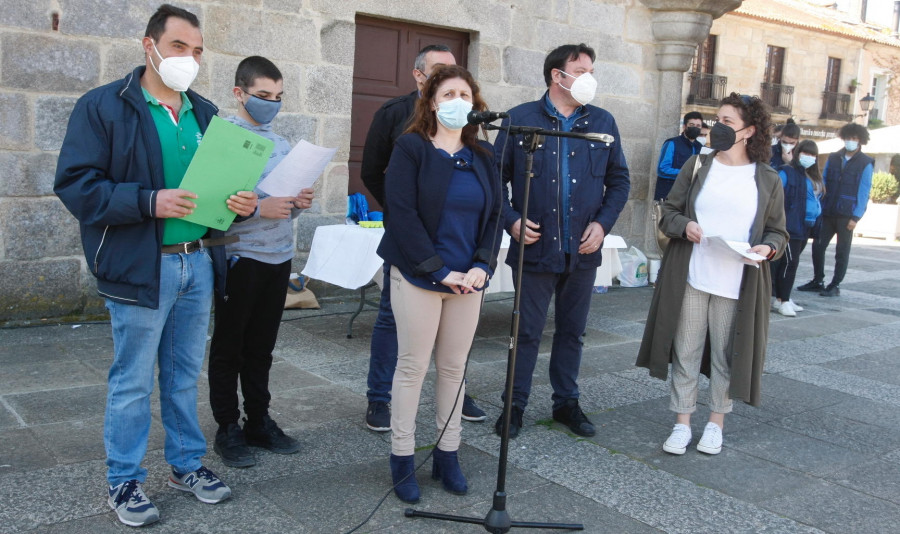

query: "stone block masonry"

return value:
[0, 0, 738, 320]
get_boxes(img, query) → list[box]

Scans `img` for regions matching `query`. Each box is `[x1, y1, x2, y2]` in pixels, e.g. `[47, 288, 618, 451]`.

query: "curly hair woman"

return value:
[636, 93, 789, 456]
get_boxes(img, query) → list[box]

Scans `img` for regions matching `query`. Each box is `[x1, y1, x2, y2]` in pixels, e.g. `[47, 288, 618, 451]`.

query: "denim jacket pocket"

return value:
[588, 142, 611, 177]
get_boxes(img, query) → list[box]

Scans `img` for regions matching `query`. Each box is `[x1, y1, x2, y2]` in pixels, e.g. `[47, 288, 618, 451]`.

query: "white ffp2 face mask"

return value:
[559, 70, 597, 106]
[150, 40, 199, 92]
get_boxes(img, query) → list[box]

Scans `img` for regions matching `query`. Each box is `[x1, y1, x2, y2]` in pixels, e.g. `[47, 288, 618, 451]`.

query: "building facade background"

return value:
[0, 0, 740, 321]
[682, 0, 900, 139]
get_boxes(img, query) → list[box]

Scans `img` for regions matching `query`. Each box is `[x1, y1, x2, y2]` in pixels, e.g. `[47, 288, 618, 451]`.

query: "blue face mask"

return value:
[798, 154, 816, 169]
[436, 97, 473, 130]
[844, 139, 859, 152]
[242, 92, 282, 124]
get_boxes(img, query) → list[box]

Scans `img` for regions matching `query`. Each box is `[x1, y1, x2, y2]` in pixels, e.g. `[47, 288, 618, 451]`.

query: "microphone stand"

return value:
[405, 122, 610, 532]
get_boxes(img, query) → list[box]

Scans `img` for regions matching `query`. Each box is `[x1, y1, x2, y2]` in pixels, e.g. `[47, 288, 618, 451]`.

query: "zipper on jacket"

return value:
[97, 289, 138, 303]
[93, 226, 110, 273]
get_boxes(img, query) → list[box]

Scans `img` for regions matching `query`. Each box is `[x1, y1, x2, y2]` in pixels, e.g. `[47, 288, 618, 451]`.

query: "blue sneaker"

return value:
[167, 466, 231, 504]
[108, 479, 159, 527]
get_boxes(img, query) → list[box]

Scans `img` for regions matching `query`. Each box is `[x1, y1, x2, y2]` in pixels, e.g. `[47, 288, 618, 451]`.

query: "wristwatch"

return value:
[763, 242, 777, 260]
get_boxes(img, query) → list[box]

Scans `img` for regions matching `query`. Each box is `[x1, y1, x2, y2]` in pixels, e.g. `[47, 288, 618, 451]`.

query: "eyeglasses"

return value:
[740, 94, 755, 106]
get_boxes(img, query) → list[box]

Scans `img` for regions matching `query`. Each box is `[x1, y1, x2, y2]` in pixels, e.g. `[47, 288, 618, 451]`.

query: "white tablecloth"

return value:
[301, 225, 385, 289]
[301, 224, 625, 292]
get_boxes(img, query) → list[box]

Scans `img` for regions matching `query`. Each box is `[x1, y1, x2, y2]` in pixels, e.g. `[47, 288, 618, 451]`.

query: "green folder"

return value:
[178, 116, 274, 230]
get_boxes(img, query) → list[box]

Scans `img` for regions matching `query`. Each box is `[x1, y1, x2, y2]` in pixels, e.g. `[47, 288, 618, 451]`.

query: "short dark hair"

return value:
[683, 111, 703, 125]
[543, 43, 596, 86]
[414, 44, 452, 72]
[235, 56, 283, 89]
[781, 123, 801, 139]
[839, 122, 870, 145]
[145, 4, 200, 42]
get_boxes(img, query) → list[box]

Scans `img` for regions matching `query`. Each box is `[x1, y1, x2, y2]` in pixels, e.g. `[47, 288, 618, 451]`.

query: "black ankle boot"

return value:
[389, 454, 420, 503]
[431, 448, 468, 495]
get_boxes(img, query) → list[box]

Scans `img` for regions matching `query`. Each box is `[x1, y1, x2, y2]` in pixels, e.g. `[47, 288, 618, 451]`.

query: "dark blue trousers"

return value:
[812, 215, 853, 286]
[366, 264, 398, 403]
[504, 266, 596, 411]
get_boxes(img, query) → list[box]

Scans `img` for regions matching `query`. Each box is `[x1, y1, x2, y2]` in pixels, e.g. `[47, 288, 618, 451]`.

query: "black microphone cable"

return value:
[344, 115, 514, 534]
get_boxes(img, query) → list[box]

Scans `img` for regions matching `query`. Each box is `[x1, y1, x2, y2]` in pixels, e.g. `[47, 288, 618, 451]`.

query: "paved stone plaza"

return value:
[1, 241, 899, 533]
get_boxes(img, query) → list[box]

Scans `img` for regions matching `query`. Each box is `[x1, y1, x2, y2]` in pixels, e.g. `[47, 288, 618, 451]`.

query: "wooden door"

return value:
[349, 16, 469, 209]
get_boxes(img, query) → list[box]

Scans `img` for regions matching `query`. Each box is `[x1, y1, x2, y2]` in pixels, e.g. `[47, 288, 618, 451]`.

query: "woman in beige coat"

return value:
[636, 93, 788, 456]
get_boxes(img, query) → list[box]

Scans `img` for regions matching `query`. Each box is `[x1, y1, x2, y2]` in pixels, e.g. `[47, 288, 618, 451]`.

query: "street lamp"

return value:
[859, 92, 875, 123]
[860, 93, 875, 112]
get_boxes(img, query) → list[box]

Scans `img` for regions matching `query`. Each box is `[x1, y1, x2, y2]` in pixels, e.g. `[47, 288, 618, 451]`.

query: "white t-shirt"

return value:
[687, 158, 759, 300]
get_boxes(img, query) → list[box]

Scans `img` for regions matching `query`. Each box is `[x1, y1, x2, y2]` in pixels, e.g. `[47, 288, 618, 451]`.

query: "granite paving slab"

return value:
[826, 458, 900, 506]
[467, 427, 822, 533]
[726, 423, 870, 476]
[4, 384, 107, 425]
[758, 478, 900, 534]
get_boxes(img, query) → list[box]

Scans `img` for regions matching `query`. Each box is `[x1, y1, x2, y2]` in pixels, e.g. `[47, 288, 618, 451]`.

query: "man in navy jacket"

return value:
[654, 111, 703, 200]
[54, 4, 256, 527]
[493, 43, 630, 438]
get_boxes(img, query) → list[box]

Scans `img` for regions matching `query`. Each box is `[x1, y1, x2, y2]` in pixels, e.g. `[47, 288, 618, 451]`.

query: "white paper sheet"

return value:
[704, 235, 765, 268]
[257, 140, 337, 197]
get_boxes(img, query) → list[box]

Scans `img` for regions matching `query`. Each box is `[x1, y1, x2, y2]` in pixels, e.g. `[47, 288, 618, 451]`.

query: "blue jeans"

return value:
[366, 264, 398, 403]
[104, 250, 213, 486]
[504, 266, 595, 411]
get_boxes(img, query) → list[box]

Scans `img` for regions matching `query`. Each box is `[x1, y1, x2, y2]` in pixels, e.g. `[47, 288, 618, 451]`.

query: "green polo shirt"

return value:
[143, 88, 207, 245]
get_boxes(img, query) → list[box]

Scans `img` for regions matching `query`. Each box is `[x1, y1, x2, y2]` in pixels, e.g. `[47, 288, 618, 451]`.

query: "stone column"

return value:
[638, 0, 742, 257]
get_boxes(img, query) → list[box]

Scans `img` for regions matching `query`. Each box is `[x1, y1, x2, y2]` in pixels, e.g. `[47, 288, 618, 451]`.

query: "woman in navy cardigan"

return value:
[377, 64, 501, 504]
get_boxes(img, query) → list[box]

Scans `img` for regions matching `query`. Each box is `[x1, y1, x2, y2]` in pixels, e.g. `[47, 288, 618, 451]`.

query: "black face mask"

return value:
[709, 122, 748, 152]
[684, 126, 701, 140]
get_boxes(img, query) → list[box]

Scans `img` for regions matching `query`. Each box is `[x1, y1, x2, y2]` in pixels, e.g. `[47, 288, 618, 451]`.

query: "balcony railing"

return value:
[760, 82, 794, 114]
[686, 73, 727, 107]
[820, 91, 853, 121]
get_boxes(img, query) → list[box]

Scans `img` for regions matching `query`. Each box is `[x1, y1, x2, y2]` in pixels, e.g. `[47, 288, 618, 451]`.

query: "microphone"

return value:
[467, 110, 509, 125]
[584, 132, 616, 143]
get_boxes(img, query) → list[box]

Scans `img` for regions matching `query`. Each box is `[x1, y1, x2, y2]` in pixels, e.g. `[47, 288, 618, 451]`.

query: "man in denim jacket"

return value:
[493, 43, 630, 439]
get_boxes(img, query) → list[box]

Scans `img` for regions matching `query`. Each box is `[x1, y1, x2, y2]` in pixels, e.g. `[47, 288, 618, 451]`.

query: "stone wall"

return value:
[0, 0, 686, 321]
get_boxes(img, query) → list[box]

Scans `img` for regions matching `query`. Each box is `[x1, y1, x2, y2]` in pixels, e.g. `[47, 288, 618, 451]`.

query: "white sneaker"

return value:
[770, 297, 780, 312]
[697, 422, 723, 455]
[789, 299, 803, 312]
[662, 424, 692, 455]
[777, 300, 796, 317]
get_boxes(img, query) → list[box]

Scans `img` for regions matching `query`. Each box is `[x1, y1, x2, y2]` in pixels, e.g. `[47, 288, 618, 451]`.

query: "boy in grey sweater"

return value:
[208, 56, 315, 467]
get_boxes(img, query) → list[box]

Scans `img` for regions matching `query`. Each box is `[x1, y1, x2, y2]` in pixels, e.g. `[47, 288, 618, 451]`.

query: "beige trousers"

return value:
[670, 283, 736, 414]
[389, 266, 483, 456]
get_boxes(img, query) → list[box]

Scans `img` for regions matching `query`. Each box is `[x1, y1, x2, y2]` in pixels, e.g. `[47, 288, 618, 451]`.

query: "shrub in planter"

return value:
[870, 171, 899, 204]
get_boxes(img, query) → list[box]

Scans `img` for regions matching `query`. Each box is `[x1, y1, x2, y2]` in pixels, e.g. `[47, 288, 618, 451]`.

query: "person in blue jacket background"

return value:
[493, 43, 630, 439]
[770, 120, 800, 168]
[654, 111, 704, 200]
[771, 140, 824, 316]
[797, 123, 873, 297]
[376, 64, 501, 504]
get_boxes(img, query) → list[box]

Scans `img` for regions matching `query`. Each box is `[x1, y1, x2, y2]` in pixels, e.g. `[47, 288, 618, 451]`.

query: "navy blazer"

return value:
[54, 66, 233, 308]
[377, 133, 502, 281]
